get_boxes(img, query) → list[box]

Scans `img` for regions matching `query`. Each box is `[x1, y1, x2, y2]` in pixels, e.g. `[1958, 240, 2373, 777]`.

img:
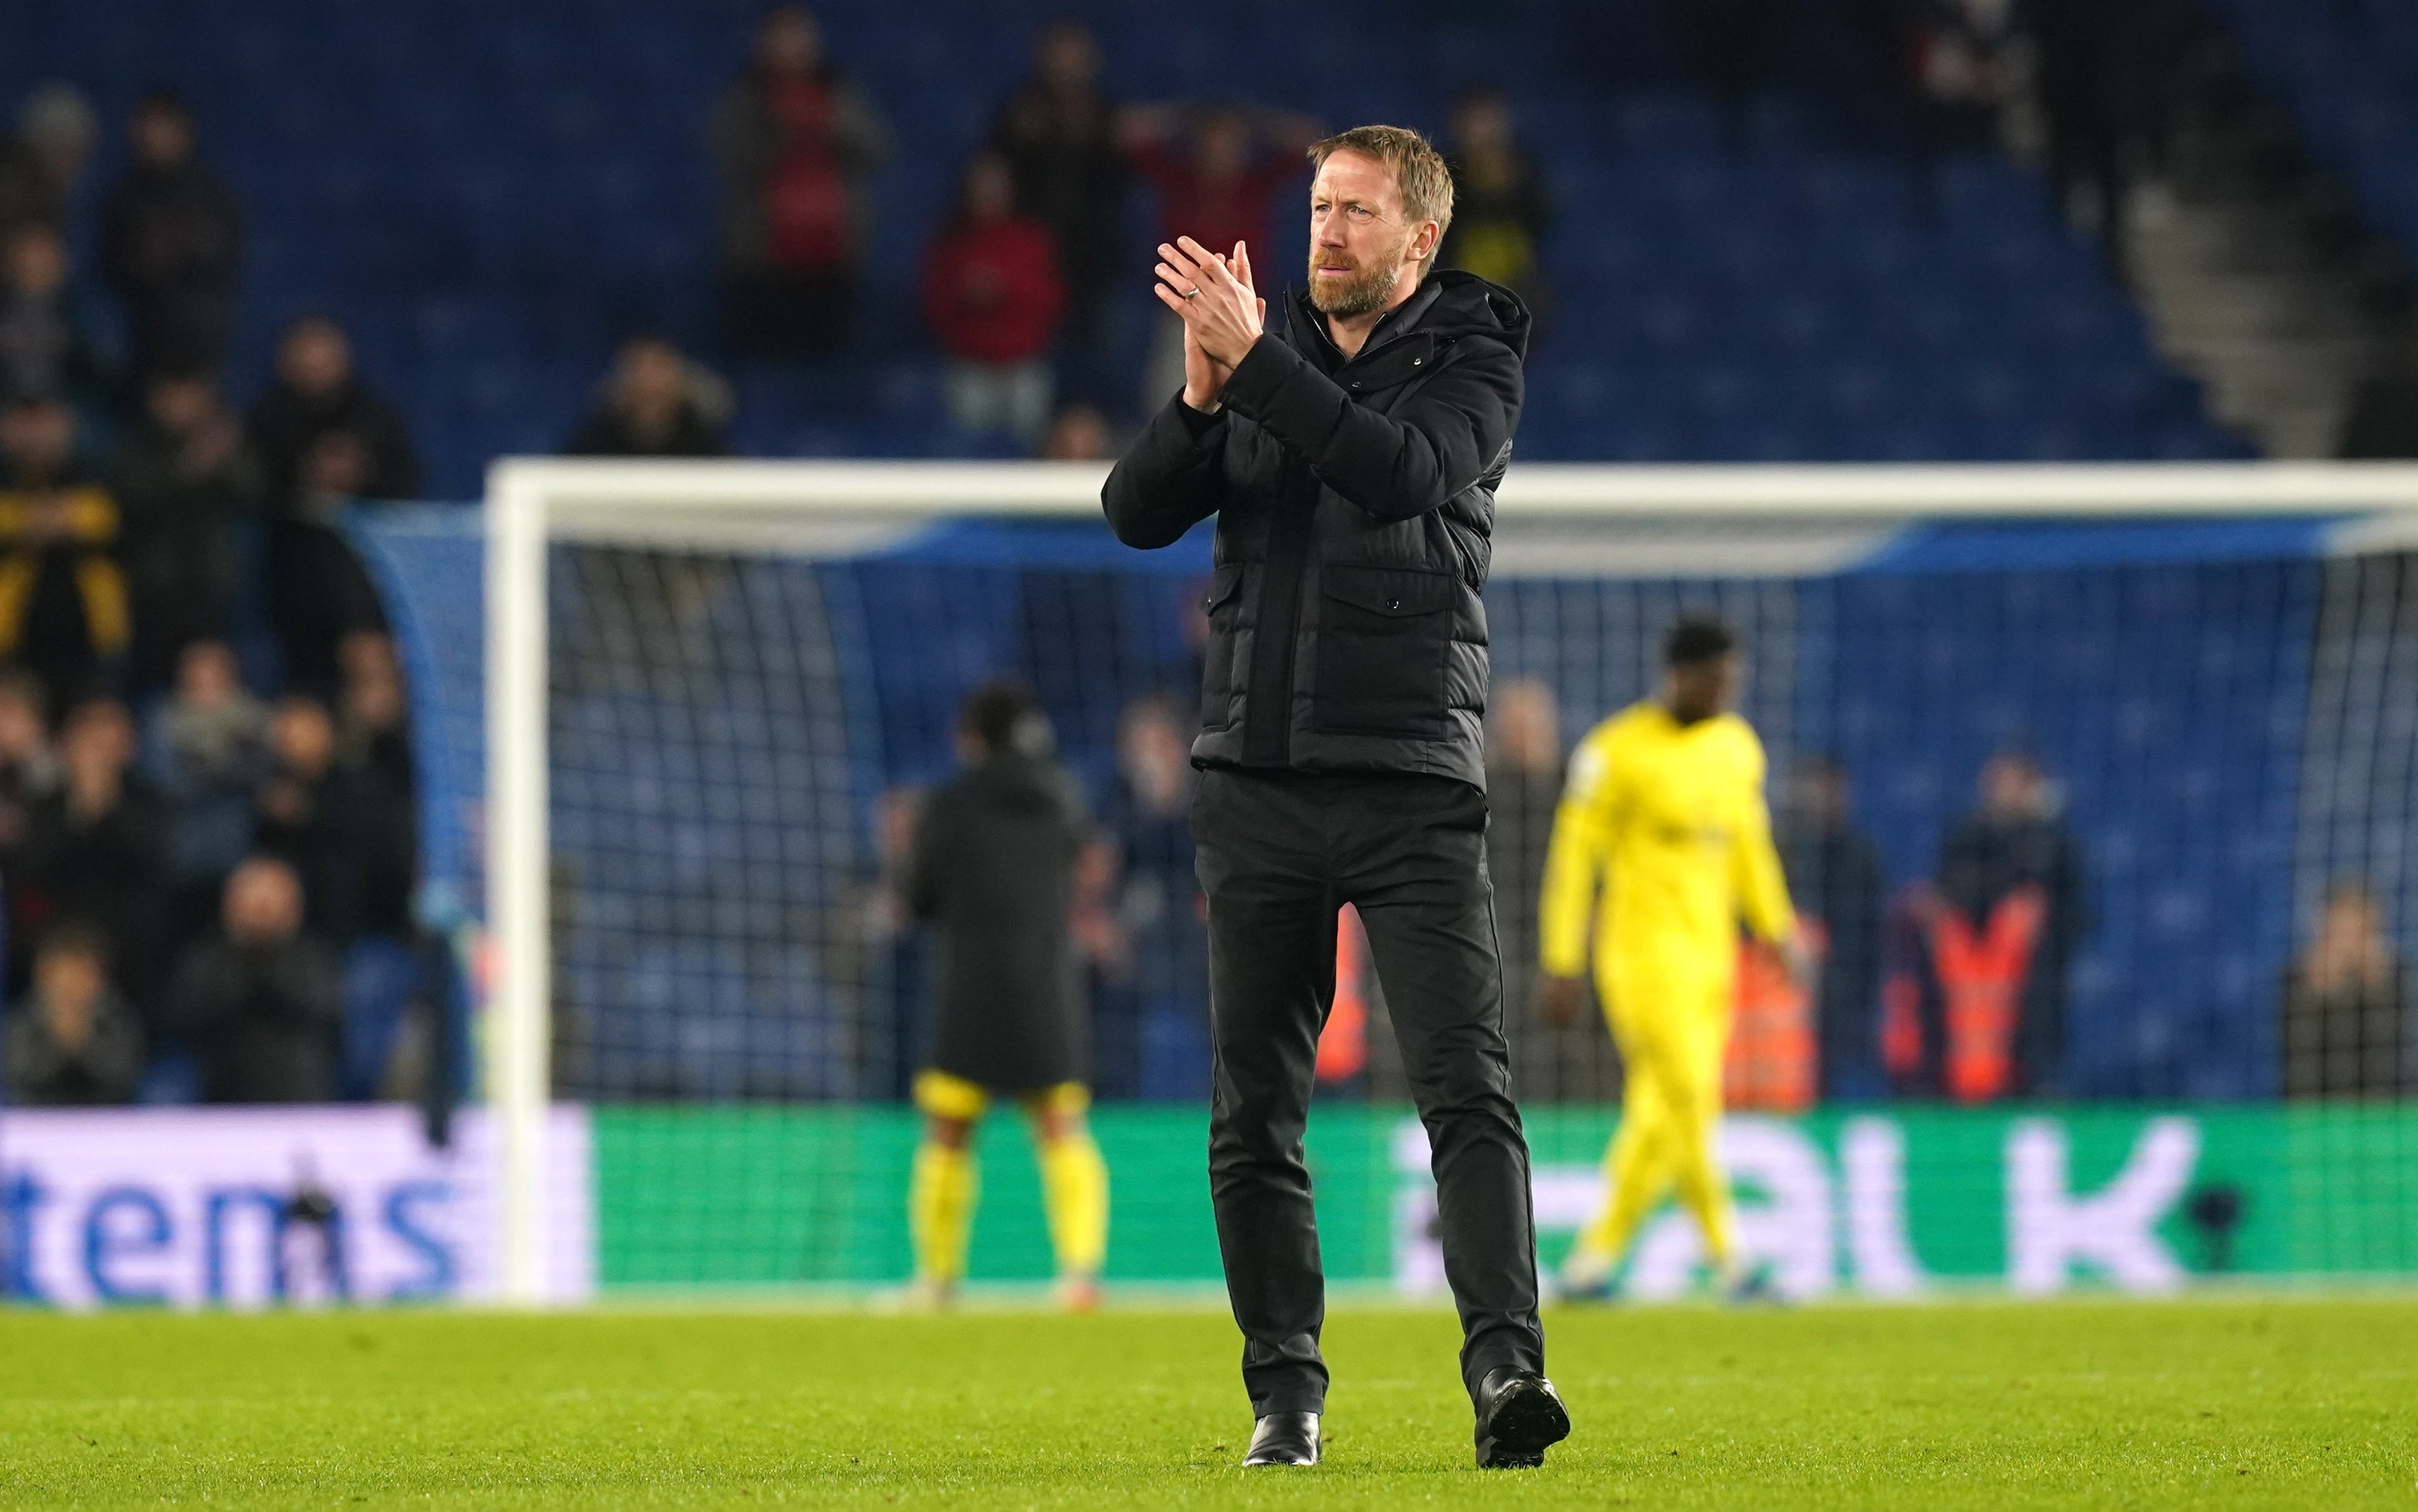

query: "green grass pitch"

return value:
[6, 1297, 2416, 1508]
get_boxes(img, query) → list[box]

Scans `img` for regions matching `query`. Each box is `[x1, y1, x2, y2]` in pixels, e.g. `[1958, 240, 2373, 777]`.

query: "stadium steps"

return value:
[2124, 31, 2404, 458]
[2131, 195, 2382, 458]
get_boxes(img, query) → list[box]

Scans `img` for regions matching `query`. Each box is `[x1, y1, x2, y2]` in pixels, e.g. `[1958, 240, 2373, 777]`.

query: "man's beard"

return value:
[1307, 241, 1406, 318]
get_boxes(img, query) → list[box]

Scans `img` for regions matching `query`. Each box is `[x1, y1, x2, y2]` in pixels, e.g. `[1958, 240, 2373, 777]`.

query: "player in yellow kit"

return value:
[1538, 617, 1804, 1301]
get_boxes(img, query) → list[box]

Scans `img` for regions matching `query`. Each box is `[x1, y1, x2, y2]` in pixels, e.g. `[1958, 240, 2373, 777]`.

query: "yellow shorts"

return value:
[912, 1069, 1091, 1123]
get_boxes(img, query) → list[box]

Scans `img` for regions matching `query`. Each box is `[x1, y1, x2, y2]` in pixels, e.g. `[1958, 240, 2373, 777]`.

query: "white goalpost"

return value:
[479, 457, 2418, 1305]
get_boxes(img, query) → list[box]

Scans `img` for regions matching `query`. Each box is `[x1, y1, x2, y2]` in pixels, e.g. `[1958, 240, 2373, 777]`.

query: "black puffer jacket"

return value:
[1103, 270, 1529, 791]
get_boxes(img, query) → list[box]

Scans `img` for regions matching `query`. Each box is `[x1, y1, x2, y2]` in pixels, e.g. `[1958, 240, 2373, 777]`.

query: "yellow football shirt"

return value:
[1539, 701, 1795, 1013]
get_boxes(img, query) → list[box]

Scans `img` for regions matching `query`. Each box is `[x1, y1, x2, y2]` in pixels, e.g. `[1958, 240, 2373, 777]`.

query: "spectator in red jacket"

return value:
[1122, 103, 1319, 409]
[921, 151, 1066, 445]
[713, 5, 891, 358]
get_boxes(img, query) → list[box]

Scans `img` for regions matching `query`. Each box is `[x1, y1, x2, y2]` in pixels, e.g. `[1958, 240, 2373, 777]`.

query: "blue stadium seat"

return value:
[0, 0, 2252, 486]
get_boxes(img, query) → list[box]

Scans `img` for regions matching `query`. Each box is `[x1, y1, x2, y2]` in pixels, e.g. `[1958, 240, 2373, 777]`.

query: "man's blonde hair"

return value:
[1307, 125, 1455, 280]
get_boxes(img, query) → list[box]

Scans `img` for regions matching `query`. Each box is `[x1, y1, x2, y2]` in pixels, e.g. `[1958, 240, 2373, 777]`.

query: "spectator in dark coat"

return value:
[171, 854, 342, 1104]
[333, 630, 418, 942]
[1932, 750, 2091, 1098]
[711, 4, 892, 358]
[255, 426, 388, 703]
[248, 315, 421, 506]
[0, 83, 98, 238]
[1485, 678, 1608, 1101]
[0, 393, 130, 702]
[2280, 881, 2415, 1099]
[1097, 694, 1205, 1098]
[1439, 91, 1552, 316]
[17, 697, 165, 1006]
[145, 639, 268, 945]
[254, 694, 362, 943]
[99, 92, 241, 377]
[1124, 103, 1319, 409]
[922, 152, 1066, 444]
[0, 223, 115, 421]
[3, 919, 141, 1106]
[1777, 756, 1888, 1101]
[563, 337, 731, 458]
[111, 371, 260, 687]
[988, 21, 1129, 404]
[2, 914, 139, 1103]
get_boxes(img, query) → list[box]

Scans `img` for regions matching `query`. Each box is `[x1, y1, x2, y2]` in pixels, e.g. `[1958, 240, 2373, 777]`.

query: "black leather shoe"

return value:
[1242, 1411, 1320, 1466]
[1473, 1368, 1570, 1469]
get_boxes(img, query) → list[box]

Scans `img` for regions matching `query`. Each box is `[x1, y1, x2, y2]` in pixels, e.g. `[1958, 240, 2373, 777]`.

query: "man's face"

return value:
[147, 375, 214, 435]
[5, 229, 66, 297]
[179, 640, 239, 708]
[758, 9, 821, 73]
[1307, 150, 1425, 319]
[300, 431, 368, 499]
[0, 692, 43, 759]
[1, 401, 73, 477]
[1194, 114, 1249, 180]
[1036, 25, 1096, 90]
[280, 324, 352, 395]
[130, 106, 193, 167]
[2319, 895, 2378, 957]
[62, 702, 132, 774]
[1980, 755, 2039, 819]
[36, 948, 103, 1024]
[1490, 680, 1560, 772]
[1787, 765, 1849, 830]
[1666, 654, 1741, 724]
[962, 156, 1016, 221]
[271, 699, 335, 774]
[226, 862, 303, 944]
[617, 342, 686, 418]
[1454, 97, 1512, 154]
[1042, 405, 1108, 461]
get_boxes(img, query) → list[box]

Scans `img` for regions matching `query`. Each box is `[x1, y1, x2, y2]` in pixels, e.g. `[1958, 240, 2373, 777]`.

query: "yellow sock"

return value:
[909, 1141, 978, 1284]
[1036, 1131, 1109, 1278]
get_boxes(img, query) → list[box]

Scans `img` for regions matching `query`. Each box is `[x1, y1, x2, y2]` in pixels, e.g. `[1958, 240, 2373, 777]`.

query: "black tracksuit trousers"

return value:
[1193, 767, 1545, 1416]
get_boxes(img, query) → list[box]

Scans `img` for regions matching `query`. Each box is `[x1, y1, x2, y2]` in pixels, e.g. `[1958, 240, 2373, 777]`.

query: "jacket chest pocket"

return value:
[1198, 563, 1246, 731]
[1311, 565, 1456, 737]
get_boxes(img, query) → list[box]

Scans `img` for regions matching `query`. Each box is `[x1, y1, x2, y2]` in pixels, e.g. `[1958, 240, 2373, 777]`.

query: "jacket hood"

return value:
[1415, 269, 1533, 359]
[1280, 268, 1531, 364]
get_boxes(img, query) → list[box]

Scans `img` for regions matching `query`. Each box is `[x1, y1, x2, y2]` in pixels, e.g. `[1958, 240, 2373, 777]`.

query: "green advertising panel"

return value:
[592, 1104, 2418, 1295]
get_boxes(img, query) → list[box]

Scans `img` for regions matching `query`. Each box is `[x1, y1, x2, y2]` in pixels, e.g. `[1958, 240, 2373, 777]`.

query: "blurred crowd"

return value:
[718, 6, 1553, 454]
[0, 82, 462, 1113]
[868, 610, 2414, 1111]
[0, 633, 452, 1110]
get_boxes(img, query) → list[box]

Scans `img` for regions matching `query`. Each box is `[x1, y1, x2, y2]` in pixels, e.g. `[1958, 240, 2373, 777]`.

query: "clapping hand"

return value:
[1157, 237, 1265, 412]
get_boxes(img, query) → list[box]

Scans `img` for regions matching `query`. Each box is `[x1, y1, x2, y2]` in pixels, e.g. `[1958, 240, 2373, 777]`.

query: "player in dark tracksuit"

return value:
[902, 681, 1108, 1308]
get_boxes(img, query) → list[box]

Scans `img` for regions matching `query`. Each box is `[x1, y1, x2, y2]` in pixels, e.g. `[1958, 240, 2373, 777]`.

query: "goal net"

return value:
[352, 461, 2418, 1305]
